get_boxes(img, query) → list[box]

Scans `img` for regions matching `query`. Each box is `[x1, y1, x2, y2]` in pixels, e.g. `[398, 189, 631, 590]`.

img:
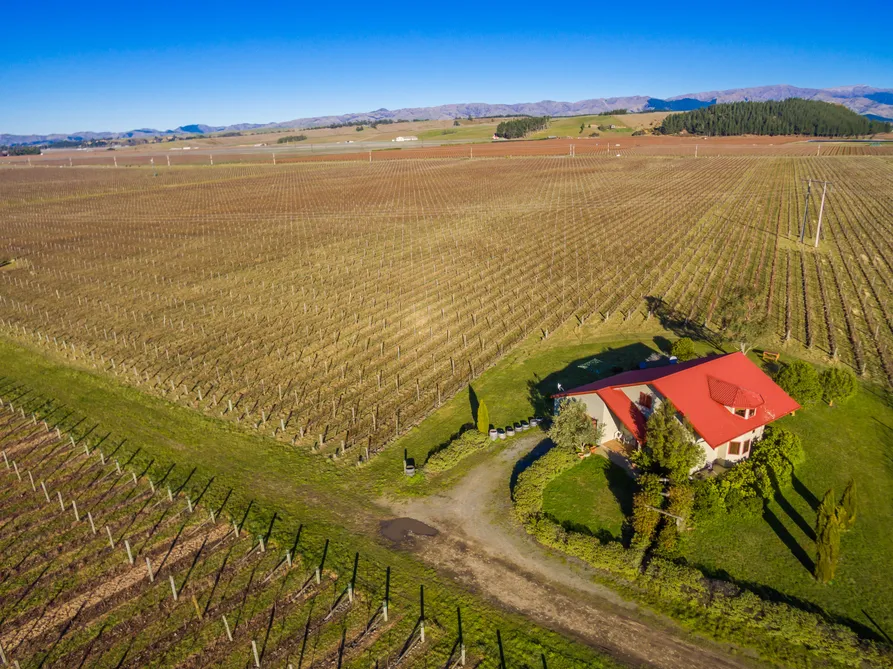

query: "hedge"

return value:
[424, 429, 489, 474]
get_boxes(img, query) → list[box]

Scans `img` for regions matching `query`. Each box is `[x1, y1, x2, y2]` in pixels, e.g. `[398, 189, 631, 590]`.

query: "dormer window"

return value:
[707, 376, 764, 418]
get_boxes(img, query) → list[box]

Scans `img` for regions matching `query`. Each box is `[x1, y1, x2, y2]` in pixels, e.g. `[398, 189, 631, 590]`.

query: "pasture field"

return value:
[529, 115, 638, 138]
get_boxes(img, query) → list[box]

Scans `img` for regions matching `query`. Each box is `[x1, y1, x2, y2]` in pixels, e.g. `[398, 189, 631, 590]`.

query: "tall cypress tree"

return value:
[815, 488, 841, 583]
[815, 510, 841, 584]
[477, 399, 490, 434]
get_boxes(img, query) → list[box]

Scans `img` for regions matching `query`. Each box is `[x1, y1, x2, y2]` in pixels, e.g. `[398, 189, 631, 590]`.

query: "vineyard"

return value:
[4, 137, 893, 169]
[0, 394, 612, 668]
[2, 155, 893, 465]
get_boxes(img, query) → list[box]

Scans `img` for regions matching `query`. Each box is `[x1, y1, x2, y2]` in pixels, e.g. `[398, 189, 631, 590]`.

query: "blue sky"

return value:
[2, 1, 891, 135]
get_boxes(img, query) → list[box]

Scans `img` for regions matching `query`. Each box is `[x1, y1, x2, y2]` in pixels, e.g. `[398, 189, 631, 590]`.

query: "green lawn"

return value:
[530, 115, 636, 138]
[542, 455, 634, 541]
[683, 382, 893, 638]
[417, 123, 498, 141]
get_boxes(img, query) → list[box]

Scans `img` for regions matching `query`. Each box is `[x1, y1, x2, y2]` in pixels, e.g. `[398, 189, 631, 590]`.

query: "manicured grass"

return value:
[683, 382, 893, 637]
[542, 455, 634, 541]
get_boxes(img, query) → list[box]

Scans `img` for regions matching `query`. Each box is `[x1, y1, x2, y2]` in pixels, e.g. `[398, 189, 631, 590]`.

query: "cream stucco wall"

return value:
[563, 392, 620, 445]
[565, 389, 769, 470]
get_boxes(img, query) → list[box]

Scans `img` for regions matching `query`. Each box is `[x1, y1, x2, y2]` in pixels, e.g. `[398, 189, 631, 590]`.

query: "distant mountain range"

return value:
[3, 84, 892, 146]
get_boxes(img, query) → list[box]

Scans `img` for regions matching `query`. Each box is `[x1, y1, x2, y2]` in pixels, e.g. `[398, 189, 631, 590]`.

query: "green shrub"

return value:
[424, 429, 488, 474]
[513, 445, 578, 521]
[670, 337, 698, 361]
[550, 398, 600, 453]
[476, 399, 490, 434]
[776, 360, 822, 404]
[653, 520, 680, 558]
[692, 479, 723, 522]
[645, 400, 704, 482]
[820, 367, 857, 406]
[749, 426, 804, 491]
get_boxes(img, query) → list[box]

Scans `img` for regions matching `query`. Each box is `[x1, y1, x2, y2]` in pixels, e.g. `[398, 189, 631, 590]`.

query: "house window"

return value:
[638, 392, 653, 409]
[734, 408, 755, 418]
[728, 439, 752, 457]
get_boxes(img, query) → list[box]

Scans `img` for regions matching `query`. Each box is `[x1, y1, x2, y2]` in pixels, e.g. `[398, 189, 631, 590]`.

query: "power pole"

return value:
[800, 179, 832, 246]
[814, 180, 832, 248]
[799, 181, 812, 244]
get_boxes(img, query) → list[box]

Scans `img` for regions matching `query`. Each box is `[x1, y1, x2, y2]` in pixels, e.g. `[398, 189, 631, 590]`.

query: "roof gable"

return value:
[706, 376, 765, 409]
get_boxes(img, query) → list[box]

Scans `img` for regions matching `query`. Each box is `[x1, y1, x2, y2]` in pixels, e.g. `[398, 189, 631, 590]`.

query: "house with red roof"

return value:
[553, 352, 800, 468]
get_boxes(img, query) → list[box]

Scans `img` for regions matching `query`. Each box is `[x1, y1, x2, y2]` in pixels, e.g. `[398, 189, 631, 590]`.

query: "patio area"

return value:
[596, 439, 637, 476]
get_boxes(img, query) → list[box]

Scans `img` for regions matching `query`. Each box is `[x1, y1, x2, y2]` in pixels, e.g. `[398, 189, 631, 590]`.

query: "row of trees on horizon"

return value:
[658, 98, 891, 137]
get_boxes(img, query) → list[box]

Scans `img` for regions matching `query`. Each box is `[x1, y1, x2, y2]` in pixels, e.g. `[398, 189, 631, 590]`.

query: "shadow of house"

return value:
[645, 295, 722, 348]
[530, 342, 659, 415]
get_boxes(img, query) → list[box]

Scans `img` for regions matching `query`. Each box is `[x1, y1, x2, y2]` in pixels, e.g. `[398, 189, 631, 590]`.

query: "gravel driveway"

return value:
[387, 434, 759, 669]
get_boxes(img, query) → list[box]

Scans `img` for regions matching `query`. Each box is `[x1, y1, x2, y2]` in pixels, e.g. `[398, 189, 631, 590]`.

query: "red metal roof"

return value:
[707, 376, 764, 408]
[553, 356, 712, 399]
[599, 388, 648, 443]
[556, 352, 800, 448]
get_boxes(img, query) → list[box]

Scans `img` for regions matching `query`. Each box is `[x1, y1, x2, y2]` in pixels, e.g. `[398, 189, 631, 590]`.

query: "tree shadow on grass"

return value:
[862, 608, 893, 645]
[550, 516, 617, 543]
[653, 335, 673, 355]
[693, 562, 884, 642]
[604, 461, 635, 517]
[644, 296, 723, 348]
[509, 438, 553, 496]
[792, 472, 820, 512]
[762, 505, 814, 575]
[773, 487, 816, 542]
[468, 384, 480, 425]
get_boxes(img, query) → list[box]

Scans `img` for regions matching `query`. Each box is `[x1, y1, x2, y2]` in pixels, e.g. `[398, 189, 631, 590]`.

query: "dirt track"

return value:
[389, 436, 759, 669]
